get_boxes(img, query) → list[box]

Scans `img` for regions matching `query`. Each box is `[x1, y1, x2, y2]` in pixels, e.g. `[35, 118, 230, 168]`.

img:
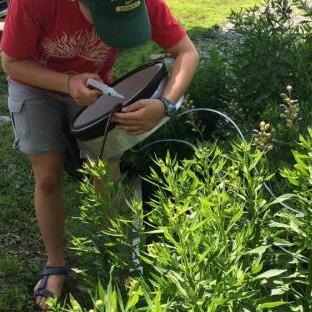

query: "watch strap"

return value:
[159, 96, 176, 117]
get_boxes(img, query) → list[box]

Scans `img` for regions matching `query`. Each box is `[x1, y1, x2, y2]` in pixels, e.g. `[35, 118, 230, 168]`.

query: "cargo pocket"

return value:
[8, 98, 30, 139]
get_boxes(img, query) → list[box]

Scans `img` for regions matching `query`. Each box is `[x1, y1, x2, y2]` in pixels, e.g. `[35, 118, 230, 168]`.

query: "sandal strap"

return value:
[33, 265, 68, 299]
[41, 266, 68, 277]
[37, 275, 49, 291]
[34, 287, 54, 299]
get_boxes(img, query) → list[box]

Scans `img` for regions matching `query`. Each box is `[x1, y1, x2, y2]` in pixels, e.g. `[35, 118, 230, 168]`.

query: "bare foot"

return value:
[34, 273, 66, 310]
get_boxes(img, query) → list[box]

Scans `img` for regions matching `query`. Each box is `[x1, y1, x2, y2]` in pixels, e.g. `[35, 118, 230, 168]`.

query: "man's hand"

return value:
[112, 99, 166, 135]
[68, 73, 102, 106]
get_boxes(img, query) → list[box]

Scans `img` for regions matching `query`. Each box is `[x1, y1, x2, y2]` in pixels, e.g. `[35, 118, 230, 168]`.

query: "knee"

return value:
[35, 172, 62, 193]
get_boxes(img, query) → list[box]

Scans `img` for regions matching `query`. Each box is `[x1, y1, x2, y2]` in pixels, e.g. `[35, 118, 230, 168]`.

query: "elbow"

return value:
[189, 41, 200, 64]
[185, 43, 200, 68]
[1, 52, 5, 72]
[185, 46, 200, 72]
[1, 51, 16, 75]
[193, 47, 200, 67]
[1, 54, 9, 74]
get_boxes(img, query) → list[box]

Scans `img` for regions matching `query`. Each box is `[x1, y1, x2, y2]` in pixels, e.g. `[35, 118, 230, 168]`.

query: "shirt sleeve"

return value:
[1, 0, 46, 60]
[146, 0, 186, 49]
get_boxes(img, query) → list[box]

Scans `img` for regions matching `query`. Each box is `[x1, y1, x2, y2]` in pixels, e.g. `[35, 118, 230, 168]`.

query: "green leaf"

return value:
[257, 301, 287, 309]
[246, 245, 270, 257]
[255, 269, 286, 280]
[125, 292, 140, 310]
[271, 287, 287, 296]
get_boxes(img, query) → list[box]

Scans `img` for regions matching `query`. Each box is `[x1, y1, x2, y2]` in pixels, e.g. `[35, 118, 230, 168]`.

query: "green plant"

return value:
[267, 129, 312, 310]
[66, 142, 309, 311]
[188, 0, 312, 131]
[280, 85, 301, 129]
[69, 159, 131, 290]
[260, 85, 309, 172]
[253, 120, 274, 153]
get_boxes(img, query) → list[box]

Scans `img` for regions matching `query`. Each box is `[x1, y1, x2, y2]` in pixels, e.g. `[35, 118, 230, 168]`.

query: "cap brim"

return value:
[91, 4, 151, 49]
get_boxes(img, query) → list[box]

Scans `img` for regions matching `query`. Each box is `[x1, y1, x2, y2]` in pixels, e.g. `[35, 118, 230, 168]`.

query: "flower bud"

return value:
[95, 300, 103, 307]
[259, 121, 266, 129]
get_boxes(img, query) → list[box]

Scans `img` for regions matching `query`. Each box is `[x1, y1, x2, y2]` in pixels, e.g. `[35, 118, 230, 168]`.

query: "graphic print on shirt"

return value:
[40, 29, 113, 70]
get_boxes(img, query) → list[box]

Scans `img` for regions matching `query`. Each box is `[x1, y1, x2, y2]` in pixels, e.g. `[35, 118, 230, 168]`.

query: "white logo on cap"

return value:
[115, 0, 141, 12]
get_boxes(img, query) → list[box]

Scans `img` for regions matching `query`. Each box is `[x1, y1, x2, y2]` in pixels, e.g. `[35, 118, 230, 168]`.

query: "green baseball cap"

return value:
[84, 0, 151, 49]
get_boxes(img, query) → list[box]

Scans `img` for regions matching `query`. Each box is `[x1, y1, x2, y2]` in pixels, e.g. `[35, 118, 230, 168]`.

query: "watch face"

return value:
[167, 103, 176, 116]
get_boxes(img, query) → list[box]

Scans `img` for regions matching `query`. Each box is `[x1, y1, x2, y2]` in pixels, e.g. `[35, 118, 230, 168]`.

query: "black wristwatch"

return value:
[159, 96, 177, 117]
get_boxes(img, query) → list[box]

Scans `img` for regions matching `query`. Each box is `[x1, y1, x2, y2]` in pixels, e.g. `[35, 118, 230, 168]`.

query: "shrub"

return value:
[54, 136, 312, 311]
[271, 128, 312, 310]
[187, 0, 312, 131]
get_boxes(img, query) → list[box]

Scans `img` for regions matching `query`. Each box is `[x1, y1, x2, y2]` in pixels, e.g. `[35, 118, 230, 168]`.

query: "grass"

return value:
[0, 0, 262, 311]
[0, 114, 42, 311]
[167, 0, 263, 30]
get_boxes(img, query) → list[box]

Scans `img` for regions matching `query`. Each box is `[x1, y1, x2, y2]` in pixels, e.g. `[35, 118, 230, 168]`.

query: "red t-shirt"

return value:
[1, 0, 185, 84]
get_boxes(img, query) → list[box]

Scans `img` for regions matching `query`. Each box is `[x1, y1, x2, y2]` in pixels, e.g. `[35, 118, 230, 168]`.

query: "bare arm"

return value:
[2, 52, 71, 93]
[1, 52, 101, 105]
[0, 22, 4, 53]
[162, 35, 200, 102]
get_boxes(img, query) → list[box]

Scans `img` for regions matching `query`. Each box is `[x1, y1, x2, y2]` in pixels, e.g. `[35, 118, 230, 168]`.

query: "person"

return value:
[0, 21, 4, 47]
[1, 0, 199, 309]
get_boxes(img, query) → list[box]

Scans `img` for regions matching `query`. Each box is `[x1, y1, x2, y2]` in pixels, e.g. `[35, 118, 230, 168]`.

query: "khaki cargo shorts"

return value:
[7, 79, 82, 155]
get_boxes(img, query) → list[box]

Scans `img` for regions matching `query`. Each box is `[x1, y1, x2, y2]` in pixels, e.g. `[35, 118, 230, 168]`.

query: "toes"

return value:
[40, 299, 49, 311]
[33, 273, 67, 310]
[36, 296, 48, 311]
[36, 296, 43, 308]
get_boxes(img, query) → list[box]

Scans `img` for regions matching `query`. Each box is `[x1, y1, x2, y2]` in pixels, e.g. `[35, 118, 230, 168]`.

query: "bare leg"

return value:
[30, 152, 66, 309]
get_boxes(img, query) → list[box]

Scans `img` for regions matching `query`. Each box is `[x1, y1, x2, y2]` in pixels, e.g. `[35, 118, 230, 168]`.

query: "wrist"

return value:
[158, 96, 177, 117]
[157, 98, 166, 117]
[66, 74, 74, 94]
